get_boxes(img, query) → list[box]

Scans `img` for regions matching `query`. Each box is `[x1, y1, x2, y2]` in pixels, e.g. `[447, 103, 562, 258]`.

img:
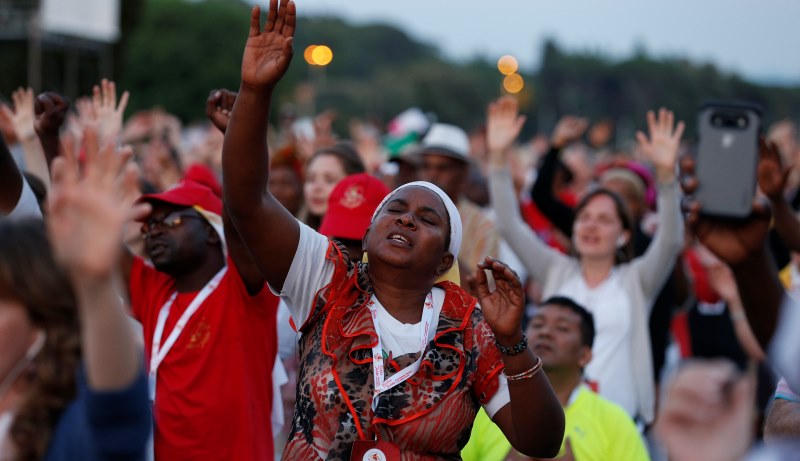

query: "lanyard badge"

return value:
[366, 291, 434, 411]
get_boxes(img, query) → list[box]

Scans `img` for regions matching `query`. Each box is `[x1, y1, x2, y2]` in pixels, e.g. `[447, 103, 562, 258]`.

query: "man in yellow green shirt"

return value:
[462, 296, 650, 461]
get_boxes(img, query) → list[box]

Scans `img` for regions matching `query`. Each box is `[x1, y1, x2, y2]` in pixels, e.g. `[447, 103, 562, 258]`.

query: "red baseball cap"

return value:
[319, 173, 390, 241]
[184, 164, 222, 198]
[137, 180, 223, 217]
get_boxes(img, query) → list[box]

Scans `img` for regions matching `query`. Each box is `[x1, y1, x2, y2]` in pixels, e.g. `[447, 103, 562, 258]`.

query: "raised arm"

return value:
[222, 0, 299, 290]
[206, 89, 238, 134]
[90, 79, 129, 147]
[703, 257, 766, 361]
[681, 155, 781, 349]
[487, 96, 565, 284]
[631, 109, 684, 301]
[473, 256, 564, 458]
[757, 139, 800, 250]
[1, 88, 50, 190]
[33, 92, 69, 168]
[530, 116, 588, 236]
[47, 125, 150, 390]
[202, 88, 267, 294]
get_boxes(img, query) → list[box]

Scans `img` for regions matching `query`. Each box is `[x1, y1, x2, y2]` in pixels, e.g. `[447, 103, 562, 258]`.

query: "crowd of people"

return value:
[1, 0, 800, 460]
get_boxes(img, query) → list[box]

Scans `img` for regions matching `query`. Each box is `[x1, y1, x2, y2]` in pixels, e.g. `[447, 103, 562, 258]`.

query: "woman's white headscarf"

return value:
[370, 181, 462, 259]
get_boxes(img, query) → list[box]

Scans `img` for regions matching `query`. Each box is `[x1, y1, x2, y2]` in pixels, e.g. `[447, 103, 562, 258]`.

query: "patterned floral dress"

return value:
[282, 242, 506, 460]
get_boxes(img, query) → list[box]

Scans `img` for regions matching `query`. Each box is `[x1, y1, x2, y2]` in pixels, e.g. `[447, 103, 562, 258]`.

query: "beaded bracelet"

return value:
[504, 356, 543, 382]
[494, 333, 528, 355]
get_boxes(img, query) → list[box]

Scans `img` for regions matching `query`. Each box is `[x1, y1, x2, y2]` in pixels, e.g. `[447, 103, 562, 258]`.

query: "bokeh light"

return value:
[503, 73, 524, 93]
[303, 45, 317, 65]
[497, 55, 518, 76]
[311, 45, 333, 66]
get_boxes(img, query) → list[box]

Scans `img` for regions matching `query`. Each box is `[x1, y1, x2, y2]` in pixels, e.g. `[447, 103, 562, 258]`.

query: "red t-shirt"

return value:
[130, 256, 278, 461]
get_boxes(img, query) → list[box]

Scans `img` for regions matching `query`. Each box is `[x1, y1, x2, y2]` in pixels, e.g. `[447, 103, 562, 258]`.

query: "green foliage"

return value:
[121, 0, 250, 121]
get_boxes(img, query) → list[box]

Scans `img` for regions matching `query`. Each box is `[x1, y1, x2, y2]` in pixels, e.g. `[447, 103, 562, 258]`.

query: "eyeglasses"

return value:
[140, 211, 203, 236]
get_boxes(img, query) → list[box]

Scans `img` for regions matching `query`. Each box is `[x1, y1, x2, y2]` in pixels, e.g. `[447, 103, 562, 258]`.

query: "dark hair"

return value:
[539, 296, 595, 348]
[308, 141, 365, 176]
[0, 219, 81, 461]
[573, 187, 634, 263]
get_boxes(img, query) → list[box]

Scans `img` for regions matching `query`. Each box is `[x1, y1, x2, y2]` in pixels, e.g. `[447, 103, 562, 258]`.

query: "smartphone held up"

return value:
[694, 101, 762, 218]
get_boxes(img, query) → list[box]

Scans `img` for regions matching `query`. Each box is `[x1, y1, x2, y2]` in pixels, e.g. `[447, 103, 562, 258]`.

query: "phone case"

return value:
[695, 102, 761, 218]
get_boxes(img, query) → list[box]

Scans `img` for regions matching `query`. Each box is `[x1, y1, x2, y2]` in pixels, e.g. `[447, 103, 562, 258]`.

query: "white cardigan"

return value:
[489, 166, 683, 423]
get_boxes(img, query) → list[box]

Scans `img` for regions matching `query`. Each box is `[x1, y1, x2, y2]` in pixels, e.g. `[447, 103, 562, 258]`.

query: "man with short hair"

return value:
[122, 180, 279, 461]
[418, 123, 498, 273]
[462, 296, 650, 461]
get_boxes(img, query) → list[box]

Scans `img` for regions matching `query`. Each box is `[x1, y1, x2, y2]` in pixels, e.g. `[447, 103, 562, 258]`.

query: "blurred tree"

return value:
[121, 0, 250, 121]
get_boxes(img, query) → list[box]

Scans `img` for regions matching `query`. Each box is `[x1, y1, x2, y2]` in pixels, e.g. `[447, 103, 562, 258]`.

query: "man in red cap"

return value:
[121, 180, 279, 461]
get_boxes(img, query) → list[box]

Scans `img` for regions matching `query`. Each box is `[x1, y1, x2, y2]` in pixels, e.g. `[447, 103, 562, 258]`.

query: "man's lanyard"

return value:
[366, 291, 434, 412]
[148, 267, 227, 401]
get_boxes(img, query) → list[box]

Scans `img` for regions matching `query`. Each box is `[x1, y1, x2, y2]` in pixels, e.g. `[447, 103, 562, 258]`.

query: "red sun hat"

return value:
[137, 180, 223, 218]
[319, 173, 390, 241]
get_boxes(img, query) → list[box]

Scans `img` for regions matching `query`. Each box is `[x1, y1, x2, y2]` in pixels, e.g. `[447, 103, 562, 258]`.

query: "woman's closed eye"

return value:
[420, 215, 437, 225]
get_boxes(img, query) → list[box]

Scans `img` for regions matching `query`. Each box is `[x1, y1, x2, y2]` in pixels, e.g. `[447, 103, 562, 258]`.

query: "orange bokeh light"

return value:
[303, 45, 317, 65]
[497, 55, 518, 76]
[311, 45, 333, 66]
[503, 73, 524, 94]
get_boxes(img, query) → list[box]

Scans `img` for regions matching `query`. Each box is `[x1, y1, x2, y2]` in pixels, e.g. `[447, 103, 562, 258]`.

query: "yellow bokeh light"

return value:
[303, 45, 317, 65]
[311, 45, 333, 66]
[503, 73, 524, 94]
[497, 55, 518, 76]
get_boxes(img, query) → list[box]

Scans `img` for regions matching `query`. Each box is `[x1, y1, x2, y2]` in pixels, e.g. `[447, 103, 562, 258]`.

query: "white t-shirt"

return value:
[272, 222, 510, 418]
[555, 270, 637, 416]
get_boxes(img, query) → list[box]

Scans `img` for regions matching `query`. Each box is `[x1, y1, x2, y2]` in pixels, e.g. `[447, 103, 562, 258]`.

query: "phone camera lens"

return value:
[712, 116, 723, 127]
[737, 117, 747, 128]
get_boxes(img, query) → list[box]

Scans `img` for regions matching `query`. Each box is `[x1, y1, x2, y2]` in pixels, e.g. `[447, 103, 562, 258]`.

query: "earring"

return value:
[616, 236, 626, 248]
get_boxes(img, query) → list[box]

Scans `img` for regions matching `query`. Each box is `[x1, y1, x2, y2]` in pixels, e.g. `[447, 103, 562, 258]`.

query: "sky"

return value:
[269, 0, 800, 85]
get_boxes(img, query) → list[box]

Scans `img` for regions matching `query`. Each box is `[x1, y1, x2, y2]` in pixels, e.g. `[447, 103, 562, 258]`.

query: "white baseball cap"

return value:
[419, 123, 470, 162]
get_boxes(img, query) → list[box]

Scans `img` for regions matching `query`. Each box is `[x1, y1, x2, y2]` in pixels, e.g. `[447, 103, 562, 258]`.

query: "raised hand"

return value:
[91, 79, 129, 145]
[206, 89, 237, 134]
[471, 256, 525, 342]
[486, 96, 526, 167]
[757, 139, 790, 202]
[34, 92, 69, 138]
[655, 360, 755, 461]
[75, 97, 97, 131]
[636, 108, 684, 183]
[241, 0, 296, 90]
[47, 127, 149, 280]
[1, 87, 37, 141]
[550, 115, 588, 150]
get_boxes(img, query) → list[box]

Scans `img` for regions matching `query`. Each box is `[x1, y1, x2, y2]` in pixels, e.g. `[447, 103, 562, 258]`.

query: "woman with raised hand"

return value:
[0, 128, 150, 460]
[222, 1, 564, 459]
[487, 96, 684, 424]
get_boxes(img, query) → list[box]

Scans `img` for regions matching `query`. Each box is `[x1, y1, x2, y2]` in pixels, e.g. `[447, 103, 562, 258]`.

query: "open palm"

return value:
[636, 108, 684, 181]
[486, 96, 525, 162]
[241, 0, 296, 89]
[47, 128, 149, 279]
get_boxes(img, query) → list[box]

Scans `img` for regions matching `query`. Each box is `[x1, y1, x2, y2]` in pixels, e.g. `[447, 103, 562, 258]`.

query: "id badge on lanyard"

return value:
[366, 291, 434, 411]
[350, 291, 436, 460]
[148, 267, 227, 402]
[351, 439, 401, 461]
